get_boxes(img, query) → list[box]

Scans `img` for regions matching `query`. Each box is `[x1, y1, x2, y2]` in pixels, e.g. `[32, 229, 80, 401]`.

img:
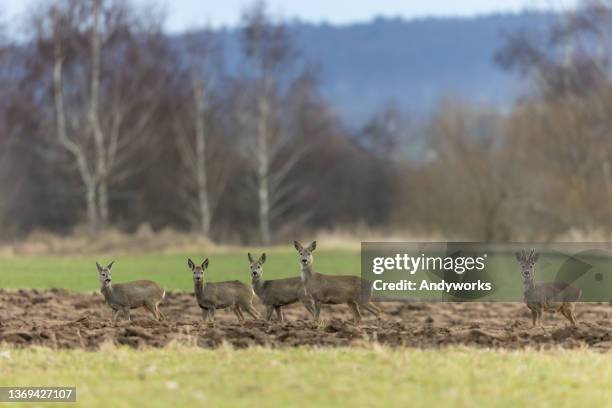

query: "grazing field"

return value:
[1, 249, 612, 350]
[2, 247, 608, 300]
[2, 289, 612, 350]
[0, 249, 359, 292]
[2, 250, 612, 407]
[1, 346, 611, 407]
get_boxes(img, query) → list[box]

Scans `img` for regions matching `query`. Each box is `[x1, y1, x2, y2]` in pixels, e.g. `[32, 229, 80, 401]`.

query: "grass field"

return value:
[1, 345, 610, 408]
[0, 248, 359, 292]
[1, 246, 609, 301]
[2, 248, 610, 408]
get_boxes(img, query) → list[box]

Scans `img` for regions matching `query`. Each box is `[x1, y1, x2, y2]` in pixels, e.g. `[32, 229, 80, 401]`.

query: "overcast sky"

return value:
[3, 0, 578, 33]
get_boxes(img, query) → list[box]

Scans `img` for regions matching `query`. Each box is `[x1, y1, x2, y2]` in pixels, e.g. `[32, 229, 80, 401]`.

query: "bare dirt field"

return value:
[1, 289, 611, 350]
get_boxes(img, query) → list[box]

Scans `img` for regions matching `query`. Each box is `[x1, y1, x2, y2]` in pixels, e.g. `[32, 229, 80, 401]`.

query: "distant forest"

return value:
[203, 11, 556, 125]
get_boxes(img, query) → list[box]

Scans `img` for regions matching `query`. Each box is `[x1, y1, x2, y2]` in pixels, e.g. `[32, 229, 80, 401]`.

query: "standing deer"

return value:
[189, 258, 260, 323]
[96, 261, 166, 322]
[248, 252, 314, 322]
[515, 249, 581, 327]
[294, 241, 381, 324]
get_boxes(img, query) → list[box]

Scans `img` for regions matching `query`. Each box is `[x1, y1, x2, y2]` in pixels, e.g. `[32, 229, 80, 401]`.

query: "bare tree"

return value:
[50, 1, 98, 229]
[422, 100, 515, 241]
[497, 0, 612, 235]
[33, 0, 168, 231]
[496, 1, 612, 99]
[172, 30, 225, 236]
[240, 1, 313, 245]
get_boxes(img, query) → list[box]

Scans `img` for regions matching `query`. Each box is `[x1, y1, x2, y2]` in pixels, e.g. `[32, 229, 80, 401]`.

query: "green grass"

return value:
[0, 345, 610, 408]
[1, 246, 608, 301]
[2, 250, 610, 407]
[0, 249, 359, 292]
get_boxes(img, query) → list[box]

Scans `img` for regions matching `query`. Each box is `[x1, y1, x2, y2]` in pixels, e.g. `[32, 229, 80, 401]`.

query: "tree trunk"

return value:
[256, 93, 271, 246]
[97, 180, 109, 228]
[52, 19, 98, 233]
[85, 181, 98, 233]
[90, 0, 107, 229]
[193, 80, 211, 235]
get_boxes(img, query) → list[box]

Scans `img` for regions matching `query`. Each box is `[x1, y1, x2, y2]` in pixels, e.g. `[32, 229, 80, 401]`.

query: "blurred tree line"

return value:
[1, 0, 612, 244]
[397, 0, 612, 241]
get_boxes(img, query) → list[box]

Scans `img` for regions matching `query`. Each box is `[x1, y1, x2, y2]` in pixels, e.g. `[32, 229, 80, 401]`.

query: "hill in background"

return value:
[200, 11, 556, 126]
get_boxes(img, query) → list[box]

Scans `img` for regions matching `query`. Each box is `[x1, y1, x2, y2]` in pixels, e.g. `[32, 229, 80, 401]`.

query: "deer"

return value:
[294, 241, 381, 324]
[188, 258, 260, 323]
[515, 249, 581, 327]
[248, 252, 314, 322]
[96, 261, 166, 322]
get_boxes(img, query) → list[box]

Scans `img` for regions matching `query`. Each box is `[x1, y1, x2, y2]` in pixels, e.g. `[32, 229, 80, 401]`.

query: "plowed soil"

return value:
[1, 289, 611, 350]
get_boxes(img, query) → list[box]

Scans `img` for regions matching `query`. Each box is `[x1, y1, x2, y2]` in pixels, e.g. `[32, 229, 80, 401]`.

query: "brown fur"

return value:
[96, 262, 165, 322]
[294, 241, 381, 324]
[516, 249, 581, 327]
[249, 253, 314, 321]
[189, 258, 259, 323]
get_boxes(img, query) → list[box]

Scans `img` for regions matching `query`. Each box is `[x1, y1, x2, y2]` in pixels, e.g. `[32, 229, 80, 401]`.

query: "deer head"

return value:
[515, 249, 539, 282]
[188, 258, 209, 284]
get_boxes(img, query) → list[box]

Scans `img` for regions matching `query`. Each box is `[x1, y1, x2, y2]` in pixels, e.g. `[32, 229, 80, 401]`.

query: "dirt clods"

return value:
[1, 290, 611, 350]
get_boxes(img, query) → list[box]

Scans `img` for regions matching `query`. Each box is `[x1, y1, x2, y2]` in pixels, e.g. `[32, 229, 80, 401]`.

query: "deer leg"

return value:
[530, 308, 538, 327]
[238, 305, 247, 321]
[566, 310, 576, 326]
[348, 302, 362, 325]
[563, 304, 578, 326]
[299, 292, 315, 318]
[536, 309, 544, 328]
[313, 301, 322, 322]
[559, 307, 570, 324]
[274, 306, 284, 322]
[111, 308, 119, 322]
[569, 305, 578, 326]
[242, 302, 260, 320]
[208, 307, 216, 322]
[156, 303, 166, 321]
[529, 307, 547, 334]
[232, 305, 245, 322]
[122, 307, 131, 323]
[265, 305, 274, 321]
[362, 302, 382, 323]
[144, 302, 158, 321]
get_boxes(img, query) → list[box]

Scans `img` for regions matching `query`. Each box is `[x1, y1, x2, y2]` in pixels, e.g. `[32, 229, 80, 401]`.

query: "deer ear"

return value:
[532, 253, 539, 263]
[107, 261, 115, 270]
[248, 253, 254, 263]
[294, 241, 303, 251]
[309, 241, 317, 252]
[96, 262, 103, 272]
[202, 258, 209, 269]
[188, 258, 195, 270]
[260, 253, 266, 264]
[514, 252, 521, 262]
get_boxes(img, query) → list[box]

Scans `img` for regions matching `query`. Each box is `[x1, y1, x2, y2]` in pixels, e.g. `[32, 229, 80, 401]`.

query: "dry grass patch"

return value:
[0, 345, 610, 408]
